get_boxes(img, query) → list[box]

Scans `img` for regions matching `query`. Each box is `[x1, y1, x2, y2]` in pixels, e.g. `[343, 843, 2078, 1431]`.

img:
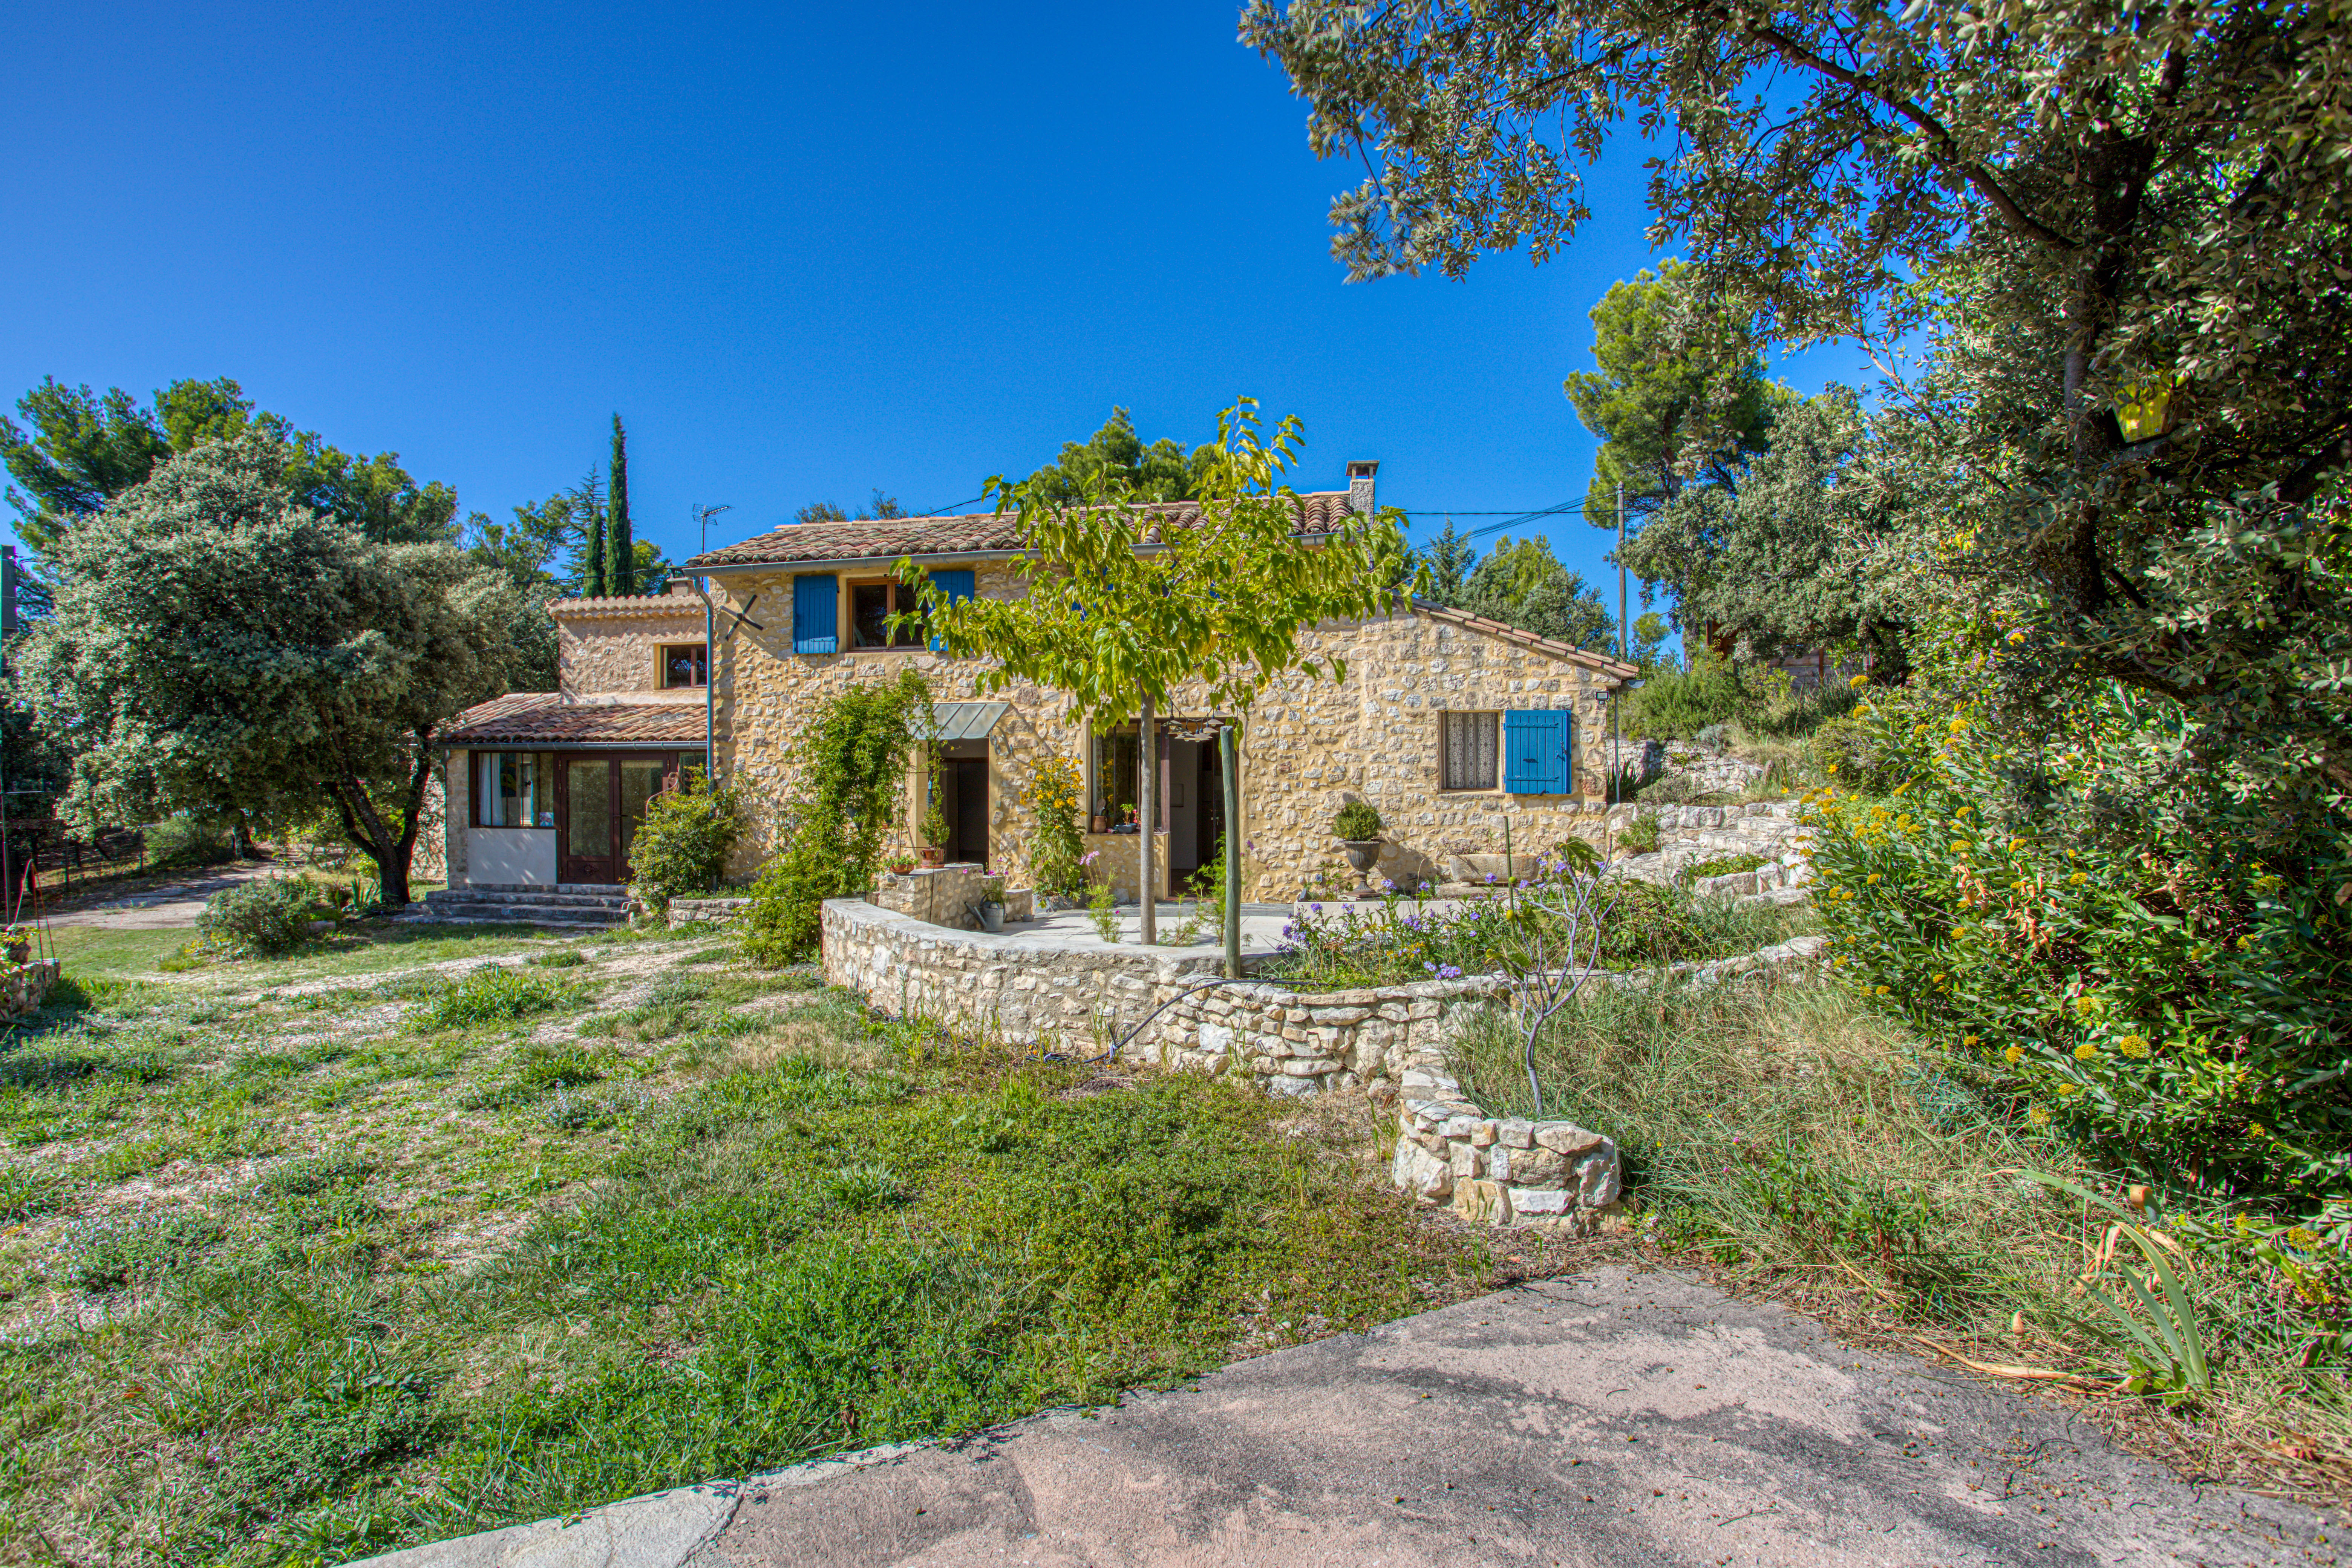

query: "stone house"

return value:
[436, 590, 714, 890]
[432, 464, 1635, 902]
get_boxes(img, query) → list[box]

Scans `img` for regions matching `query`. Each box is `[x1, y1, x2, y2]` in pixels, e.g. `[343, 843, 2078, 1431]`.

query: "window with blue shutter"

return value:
[792, 574, 839, 655]
[926, 568, 974, 652]
[1502, 710, 1571, 794]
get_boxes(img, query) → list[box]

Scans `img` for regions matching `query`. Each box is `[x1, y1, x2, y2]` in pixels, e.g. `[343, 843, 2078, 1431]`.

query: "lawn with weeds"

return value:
[1448, 977, 2352, 1499]
[0, 933, 1490, 1566]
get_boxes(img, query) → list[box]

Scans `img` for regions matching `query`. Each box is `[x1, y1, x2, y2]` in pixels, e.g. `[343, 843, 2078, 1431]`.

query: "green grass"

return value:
[1447, 976, 2352, 1491]
[0, 944, 1488, 1566]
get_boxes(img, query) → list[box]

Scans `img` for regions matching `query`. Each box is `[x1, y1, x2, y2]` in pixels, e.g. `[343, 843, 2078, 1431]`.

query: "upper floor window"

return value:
[850, 581, 923, 649]
[660, 643, 708, 688]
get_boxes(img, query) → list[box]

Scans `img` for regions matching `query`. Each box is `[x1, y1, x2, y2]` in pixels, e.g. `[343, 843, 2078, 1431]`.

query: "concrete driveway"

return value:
[351, 1265, 2337, 1568]
[43, 862, 283, 929]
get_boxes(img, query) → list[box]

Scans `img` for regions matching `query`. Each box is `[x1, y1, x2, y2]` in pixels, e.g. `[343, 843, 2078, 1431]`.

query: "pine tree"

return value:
[606, 415, 634, 597]
[576, 466, 605, 598]
[1419, 518, 1477, 605]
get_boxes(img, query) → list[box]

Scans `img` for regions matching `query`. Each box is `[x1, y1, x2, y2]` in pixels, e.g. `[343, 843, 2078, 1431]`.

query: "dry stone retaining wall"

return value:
[820, 893, 1823, 1228]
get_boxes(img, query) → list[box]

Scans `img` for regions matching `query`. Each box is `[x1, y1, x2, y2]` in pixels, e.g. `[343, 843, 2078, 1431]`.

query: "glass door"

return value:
[617, 759, 666, 876]
[560, 759, 615, 884]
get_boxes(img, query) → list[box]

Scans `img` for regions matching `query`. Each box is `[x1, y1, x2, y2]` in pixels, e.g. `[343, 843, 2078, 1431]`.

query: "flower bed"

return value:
[1260, 881, 1806, 990]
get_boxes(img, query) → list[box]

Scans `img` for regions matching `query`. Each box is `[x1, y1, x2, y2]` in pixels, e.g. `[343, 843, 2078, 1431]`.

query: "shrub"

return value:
[627, 771, 746, 915]
[193, 877, 318, 957]
[145, 815, 234, 870]
[1332, 800, 1383, 841]
[1616, 813, 1660, 854]
[410, 967, 570, 1032]
[1024, 755, 1086, 897]
[1621, 654, 1754, 739]
[1808, 681, 2352, 1196]
[744, 672, 932, 965]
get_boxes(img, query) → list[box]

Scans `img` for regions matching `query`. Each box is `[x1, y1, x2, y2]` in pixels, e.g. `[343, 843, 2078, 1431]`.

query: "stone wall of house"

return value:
[1080, 830, 1169, 903]
[713, 568, 1630, 905]
[442, 748, 472, 886]
[554, 594, 711, 697]
[715, 566, 1074, 896]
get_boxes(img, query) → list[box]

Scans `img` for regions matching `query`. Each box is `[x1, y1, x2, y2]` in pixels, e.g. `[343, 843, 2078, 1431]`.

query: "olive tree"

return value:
[14, 436, 524, 906]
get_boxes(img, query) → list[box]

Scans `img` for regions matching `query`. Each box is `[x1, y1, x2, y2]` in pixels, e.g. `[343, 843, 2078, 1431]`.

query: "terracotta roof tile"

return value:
[550, 593, 705, 618]
[686, 490, 1362, 571]
[440, 695, 708, 746]
[1412, 599, 1639, 680]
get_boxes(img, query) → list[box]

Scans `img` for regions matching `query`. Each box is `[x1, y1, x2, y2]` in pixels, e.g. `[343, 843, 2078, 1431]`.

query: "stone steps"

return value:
[397, 885, 631, 928]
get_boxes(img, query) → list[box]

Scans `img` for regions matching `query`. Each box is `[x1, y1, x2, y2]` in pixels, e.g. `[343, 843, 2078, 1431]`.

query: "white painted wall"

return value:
[464, 828, 557, 887]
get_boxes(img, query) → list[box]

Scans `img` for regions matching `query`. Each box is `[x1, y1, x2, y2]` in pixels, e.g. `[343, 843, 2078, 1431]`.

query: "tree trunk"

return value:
[327, 731, 437, 911]
[1139, 693, 1156, 946]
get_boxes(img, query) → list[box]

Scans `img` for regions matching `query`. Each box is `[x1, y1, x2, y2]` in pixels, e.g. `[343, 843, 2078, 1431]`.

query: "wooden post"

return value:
[1139, 694, 1156, 946]
[1221, 723, 1241, 979]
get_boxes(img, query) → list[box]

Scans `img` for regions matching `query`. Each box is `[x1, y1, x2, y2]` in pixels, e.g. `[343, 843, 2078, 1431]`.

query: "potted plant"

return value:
[919, 804, 951, 867]
[885, 853, 917, 875]
[1332, 799, 1385, 899]
[0, 924, 29, 965]
[975, 873, 1008, 933]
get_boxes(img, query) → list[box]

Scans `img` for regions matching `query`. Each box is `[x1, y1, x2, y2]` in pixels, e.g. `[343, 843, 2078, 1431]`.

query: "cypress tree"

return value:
[577, 466, 605, 598]
[606, 415, 634, 597]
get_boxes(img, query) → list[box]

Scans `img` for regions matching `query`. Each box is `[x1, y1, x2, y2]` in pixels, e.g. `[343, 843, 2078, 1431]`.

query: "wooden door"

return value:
[558, 758, 616, 883]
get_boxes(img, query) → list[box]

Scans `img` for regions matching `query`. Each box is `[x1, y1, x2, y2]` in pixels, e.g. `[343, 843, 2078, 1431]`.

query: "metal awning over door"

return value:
[932, 701, 1009, 743]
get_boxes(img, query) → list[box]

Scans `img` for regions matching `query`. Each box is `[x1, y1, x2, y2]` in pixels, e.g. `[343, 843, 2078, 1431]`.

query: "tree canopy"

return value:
[906, 401, 1413, 724]
[0, 376, 460, 553]
[1623, 387, 1912, 671]
[1248, 0, 2352, 786]
[1562, 262, 1773, 530]
[1021, 408, 1214, 505]
[14, 436, 524, 904]
[1458, 536, 1616, 651]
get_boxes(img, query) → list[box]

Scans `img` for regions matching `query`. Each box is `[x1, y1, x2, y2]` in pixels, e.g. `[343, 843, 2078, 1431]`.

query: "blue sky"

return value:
[3, 0, 1868, 621]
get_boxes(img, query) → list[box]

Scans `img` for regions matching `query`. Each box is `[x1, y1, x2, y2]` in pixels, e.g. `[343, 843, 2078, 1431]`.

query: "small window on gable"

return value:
[850, 581, 923, 648]
[660, 643, 707, 688]
[1440, 712, 1499, 791]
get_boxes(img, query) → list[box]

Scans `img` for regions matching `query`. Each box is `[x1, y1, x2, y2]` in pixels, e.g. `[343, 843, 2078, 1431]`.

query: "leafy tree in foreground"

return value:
[905, 399, 1413, 947]
[1245, 0, 2352, 772]
[14, 437, 524, 906]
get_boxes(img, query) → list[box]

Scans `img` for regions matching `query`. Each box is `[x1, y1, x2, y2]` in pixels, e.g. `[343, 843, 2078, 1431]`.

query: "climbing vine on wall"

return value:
[744, 669, 934, 964]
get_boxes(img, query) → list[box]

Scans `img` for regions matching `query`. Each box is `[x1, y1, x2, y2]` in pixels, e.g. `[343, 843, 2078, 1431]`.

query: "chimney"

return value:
[1346, 459, 1379, 516]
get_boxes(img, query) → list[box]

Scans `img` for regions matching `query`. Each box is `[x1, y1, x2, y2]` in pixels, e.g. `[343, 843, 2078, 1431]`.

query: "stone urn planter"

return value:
[1340, 839, 1384, 899]
[919, 846, 946, 868]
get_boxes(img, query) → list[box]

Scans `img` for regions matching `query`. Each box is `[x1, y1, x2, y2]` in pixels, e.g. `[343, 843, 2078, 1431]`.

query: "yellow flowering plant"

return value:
[1804, 674, 2352, 1196]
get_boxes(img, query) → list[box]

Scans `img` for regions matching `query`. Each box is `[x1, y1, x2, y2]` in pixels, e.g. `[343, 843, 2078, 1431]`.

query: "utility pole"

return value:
[1615, 482, 1626, 796]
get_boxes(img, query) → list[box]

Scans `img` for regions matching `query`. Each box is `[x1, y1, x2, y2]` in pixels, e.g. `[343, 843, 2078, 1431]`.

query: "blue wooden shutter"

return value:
[926, 568, 974, 652]
[792, 574, 838, 654]
[1503, 710, 1569, 794]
